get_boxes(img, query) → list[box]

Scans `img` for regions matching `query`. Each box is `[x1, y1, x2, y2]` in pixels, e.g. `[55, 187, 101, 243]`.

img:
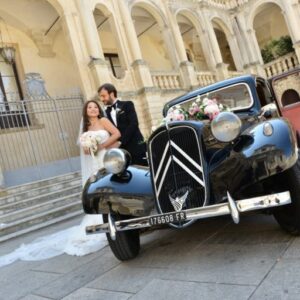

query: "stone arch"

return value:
[247, 0, 285, 32]
[250, 0, 294, 66]
[129, 0, 168, 28]
[210, 17, 234, 38]
[0, 9, 29, 38]
[175, 8, 211, 70]
[93, 1, 127, 78]
[211, 17, 238, 71]
[175, 8, 206, 33]
[44, 0, 65, 16]
[0, 0, 83, 96]
[92, 1, 113, 17]
[130, 0, 175, 70]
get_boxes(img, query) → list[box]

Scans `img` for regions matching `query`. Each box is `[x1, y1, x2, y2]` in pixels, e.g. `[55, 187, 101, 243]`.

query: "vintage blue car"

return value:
[82, 74, 300, 261]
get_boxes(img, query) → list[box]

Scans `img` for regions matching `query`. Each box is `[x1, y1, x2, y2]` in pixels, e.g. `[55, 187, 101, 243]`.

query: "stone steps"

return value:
[2, 172, 81, 196]
[0, 192, 81, 223]
[0, 172, 83, 242]
[0, 184, 82, 215]
[0, 178, 82, 207]
[0, 203, 83, 242]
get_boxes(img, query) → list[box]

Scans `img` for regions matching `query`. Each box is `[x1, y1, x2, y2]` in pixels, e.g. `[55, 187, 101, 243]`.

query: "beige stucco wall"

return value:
[139, 34, 173, 71]
[1, 25, 81, 97]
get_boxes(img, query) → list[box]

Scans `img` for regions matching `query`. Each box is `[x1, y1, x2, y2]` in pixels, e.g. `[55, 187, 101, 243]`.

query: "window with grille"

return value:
[104, 53, 124, 79]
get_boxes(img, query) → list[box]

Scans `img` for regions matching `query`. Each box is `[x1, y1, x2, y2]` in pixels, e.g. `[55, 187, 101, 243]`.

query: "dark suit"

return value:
[106, 100, 147, 166]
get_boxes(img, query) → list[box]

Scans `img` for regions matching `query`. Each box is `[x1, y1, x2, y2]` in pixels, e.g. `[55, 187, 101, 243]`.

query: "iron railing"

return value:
[0, 95, 84, 186]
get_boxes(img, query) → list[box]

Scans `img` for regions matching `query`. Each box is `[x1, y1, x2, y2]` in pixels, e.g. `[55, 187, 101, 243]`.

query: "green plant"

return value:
[261, 47, 274, 64]
[261, 35, 294, 64]
[275, 35, 294, 57]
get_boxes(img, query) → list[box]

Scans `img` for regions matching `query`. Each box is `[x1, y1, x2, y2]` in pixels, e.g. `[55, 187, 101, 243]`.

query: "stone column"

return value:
[279, 2, 300, 63]
[198, 9, 229, 80]
[231, 16, 251, 68]
[75, 0, 110, 88]
[244, 28, 266, 77]
[207, 24, 229, 80]
[61, 11, 96, 99]
[227, 34, 244, 71]
[164, 5, 198, 90]
[293, 42, 300, 65]
[117, 0, 153, 90]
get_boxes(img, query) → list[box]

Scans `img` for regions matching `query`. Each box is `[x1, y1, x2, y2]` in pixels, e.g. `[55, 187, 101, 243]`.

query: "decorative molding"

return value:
[29, 30, 56, 58]
[167, 0, 198, 14]
[23, 73, 51, 99]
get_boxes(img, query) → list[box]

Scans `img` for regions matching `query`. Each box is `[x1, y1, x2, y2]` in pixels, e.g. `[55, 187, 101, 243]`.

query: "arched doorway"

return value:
[212, 20, 237, 71]
[131, 5, 173, 71]
[253, 3, 294, 65]
[176, 13, 208, 71]
[93, 6, 125, 79]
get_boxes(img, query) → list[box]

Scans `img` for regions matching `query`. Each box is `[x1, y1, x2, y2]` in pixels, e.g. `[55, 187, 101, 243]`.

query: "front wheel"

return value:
[273, 151, 300, 235]
[103, 213, 140, 261]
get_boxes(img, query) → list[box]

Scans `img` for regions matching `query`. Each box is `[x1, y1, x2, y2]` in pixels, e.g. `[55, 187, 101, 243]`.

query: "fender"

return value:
[210, 118, 298, 201]
[82, 166, 155, 216]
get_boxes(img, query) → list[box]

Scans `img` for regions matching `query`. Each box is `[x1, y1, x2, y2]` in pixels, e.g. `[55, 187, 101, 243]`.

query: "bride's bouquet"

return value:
[79, 132, 102, 156]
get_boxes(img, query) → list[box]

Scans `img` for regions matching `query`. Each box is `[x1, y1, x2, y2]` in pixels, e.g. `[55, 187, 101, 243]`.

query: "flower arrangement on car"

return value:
[163, 95, 229, 124]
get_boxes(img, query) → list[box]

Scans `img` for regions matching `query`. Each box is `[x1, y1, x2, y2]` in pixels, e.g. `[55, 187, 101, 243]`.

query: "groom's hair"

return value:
[98, 83, 117, 98]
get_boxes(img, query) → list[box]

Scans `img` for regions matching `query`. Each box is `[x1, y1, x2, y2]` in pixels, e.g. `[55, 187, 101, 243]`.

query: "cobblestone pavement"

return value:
[1, 212, 299, 300]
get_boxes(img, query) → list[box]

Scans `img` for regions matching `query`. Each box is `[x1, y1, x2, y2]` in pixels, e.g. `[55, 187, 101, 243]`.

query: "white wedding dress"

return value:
[0, 130, 110, 268]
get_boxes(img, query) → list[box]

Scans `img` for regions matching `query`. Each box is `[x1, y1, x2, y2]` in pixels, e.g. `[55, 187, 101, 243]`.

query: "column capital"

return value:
[131, 59, 148, 68]
[88, 58, 108, 68]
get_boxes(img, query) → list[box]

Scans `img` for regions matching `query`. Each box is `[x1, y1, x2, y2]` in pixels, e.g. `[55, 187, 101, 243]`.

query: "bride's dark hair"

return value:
[82, 100, 104, 132]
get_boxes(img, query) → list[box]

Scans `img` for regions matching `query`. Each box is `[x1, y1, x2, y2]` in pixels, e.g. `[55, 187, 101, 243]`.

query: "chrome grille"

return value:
[149, 125, 207, 217]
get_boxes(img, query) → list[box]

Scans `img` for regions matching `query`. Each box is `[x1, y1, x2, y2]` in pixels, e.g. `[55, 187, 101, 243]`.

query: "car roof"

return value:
[172, 75, 256, 102]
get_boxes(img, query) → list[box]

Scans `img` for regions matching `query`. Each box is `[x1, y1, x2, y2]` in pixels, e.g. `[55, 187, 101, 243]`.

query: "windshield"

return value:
[178, 83, 253, 112]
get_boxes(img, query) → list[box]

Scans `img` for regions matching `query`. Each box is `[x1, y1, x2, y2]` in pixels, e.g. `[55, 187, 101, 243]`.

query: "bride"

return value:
[0, 100, 121, 268]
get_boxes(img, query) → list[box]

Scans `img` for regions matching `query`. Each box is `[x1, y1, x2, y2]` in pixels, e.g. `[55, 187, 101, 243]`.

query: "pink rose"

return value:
[177, 114, 185, 121]
[189, 108, 195, 116]
[204, 103, 220, 120]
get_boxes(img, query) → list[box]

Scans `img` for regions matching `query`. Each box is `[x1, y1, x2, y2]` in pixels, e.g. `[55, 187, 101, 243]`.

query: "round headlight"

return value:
[211, 112, 242, 142]
[103, 149, 130, 174]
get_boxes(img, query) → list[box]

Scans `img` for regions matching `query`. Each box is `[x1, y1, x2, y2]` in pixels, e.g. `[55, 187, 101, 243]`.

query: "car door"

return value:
[270, 68, 300, 143]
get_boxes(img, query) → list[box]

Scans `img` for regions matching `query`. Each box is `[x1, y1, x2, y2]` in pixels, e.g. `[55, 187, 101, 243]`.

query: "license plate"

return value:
[149, 211, 187, 226]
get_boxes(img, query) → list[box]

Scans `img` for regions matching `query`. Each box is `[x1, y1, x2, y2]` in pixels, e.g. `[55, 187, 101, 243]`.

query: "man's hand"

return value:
[107, 141, 121, 149]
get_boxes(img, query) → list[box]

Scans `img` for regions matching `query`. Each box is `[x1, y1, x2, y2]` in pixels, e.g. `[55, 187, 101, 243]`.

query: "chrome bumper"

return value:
[86, 191, 291, 239]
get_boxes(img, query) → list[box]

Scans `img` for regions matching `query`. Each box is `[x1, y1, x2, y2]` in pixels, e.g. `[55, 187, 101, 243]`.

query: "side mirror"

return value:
[260, 103, 279, 119]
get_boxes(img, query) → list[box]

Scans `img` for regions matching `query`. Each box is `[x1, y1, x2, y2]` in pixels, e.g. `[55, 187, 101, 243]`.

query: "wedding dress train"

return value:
[0, 130, 110, 268]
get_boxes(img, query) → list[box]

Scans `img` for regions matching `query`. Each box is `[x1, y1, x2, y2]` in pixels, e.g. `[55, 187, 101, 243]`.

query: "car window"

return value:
[256, 80, 273, 107]
[170, 83, 253, 113]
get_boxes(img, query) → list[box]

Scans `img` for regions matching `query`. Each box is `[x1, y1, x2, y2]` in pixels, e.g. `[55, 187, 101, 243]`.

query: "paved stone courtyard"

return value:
[1, 212, 300, 300]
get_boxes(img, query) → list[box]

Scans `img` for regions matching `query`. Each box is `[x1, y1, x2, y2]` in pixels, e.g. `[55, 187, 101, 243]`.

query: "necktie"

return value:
[109, 102, 117, 126]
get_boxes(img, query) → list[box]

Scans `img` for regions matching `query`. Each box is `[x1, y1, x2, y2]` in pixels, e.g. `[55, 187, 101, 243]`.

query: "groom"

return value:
[98, 83, 147, 166]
